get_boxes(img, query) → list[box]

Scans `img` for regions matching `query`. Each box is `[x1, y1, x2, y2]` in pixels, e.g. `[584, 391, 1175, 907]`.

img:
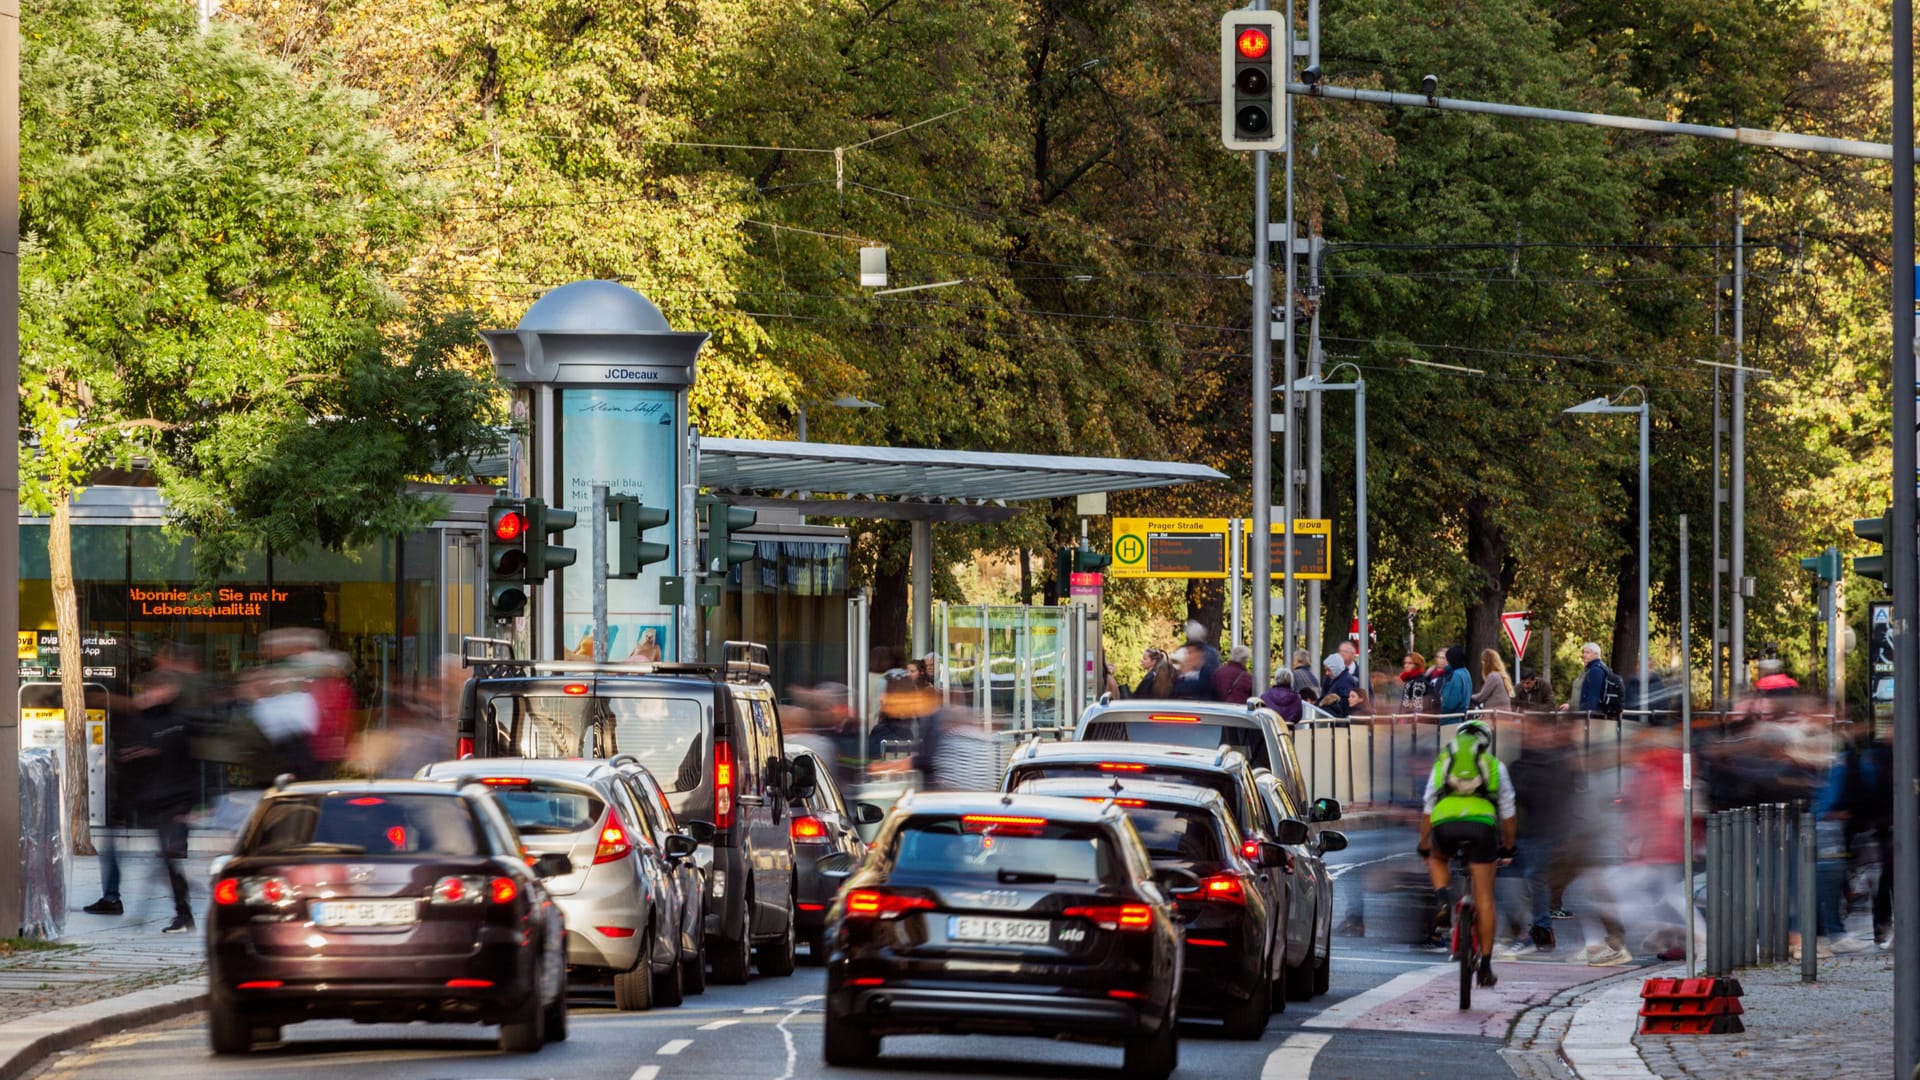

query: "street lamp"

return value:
[796, 394, 882, 442]
[1564, 387, 1651, 721]
[1292, 364, 1368, 705]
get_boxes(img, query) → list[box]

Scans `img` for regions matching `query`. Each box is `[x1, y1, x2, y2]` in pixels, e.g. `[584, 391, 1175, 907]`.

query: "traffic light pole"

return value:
[1250, 114, 1274, 687]
[1891, 0, 1917, 1070]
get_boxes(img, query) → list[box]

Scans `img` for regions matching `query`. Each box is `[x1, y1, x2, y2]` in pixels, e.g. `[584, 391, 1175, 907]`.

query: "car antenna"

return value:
[1001, 792, 1014, 806]
[1109, 776, 1125, 797]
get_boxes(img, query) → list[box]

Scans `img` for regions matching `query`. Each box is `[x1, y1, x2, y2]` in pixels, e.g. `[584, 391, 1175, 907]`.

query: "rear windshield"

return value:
[491, 692, 709, 817]
[243, 794, 483, 857]
[1114, 805, 1224, 862]
[489, 782, 605, 835]
[1009, 764, 1258, 835]
[1080, 715, 1271, 770]
[891, 816, 1117, 885]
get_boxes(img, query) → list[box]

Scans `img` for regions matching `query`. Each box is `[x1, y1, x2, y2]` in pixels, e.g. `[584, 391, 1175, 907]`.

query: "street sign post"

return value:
[1501, 611, 1532, 658]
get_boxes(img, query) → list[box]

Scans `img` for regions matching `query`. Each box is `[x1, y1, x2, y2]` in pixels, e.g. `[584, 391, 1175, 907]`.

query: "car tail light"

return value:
[960, 814, 1047, 836]
[489, 877, 518, 904]
[563, 683, 590, 695]
[434, 876, 470, 904]
[844, 889, 934, 920]
[1084, 797, 1147, 807]
[596, 926, 636, 938]
[850, 977, 886, 987]
[714, 742, 735, 831]
[236, 981, 283, 990]
[213, 878, 241, 906]
[1242, 839, 1262, 860]
[1200, 872, 1247, 905]
[791, 815, 826, 840]
[1064, 904, 1154, 932]
[797, 902, 825, 912]
[457, 735, 474, 758]
[594, 809, 633, 864]
[1147, 714, 1202, 723]
[1187, 937, 1229, 947]
[239, 876, 294, 906]
[446, 978, 494, 988]
[1098, 762, 1146, 772]
[346, 797, 386, 806]
[1108, 988, 1146, 1000]
[479, 777, 531, 787]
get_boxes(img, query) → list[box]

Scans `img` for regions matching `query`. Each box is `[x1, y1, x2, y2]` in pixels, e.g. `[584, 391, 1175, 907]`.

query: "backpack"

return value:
[1599, 667, 1626, 718]
[1438, 733, 1494, 798]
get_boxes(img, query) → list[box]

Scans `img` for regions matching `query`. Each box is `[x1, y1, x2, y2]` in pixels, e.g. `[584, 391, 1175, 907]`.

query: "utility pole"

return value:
[1711, 243, 1724, 709]
[1248, 7, 1275, 692]
[0, 0, 20, 939]
[1278, 0, 1299, 663]
[1890, 0, 1917, 1069]
[1306, 231, 1323, 661]
[1730, 193, 1748, 695]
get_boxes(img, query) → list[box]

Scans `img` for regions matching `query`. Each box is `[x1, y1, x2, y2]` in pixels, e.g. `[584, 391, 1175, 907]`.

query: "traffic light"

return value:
[1854, 510, 1891, 584]
[486, 497, 529, 618]
[608, 495, 671, 578]
[1074, 548, 1113, 574]
[699, 495, 757, 573]
[1054, 546, 1075, 598]
[1799, 547, 1842, 582]
[1219, 11, 1287, 152]
[524, 498, 578, 583]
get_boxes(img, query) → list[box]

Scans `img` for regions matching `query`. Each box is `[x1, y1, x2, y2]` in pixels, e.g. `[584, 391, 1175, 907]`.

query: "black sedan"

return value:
[784, 743, 882, 963]
[205, 780, 569, 1054]
[1014, 777, 1301, 1038]
[823, 792, 1183, 1078]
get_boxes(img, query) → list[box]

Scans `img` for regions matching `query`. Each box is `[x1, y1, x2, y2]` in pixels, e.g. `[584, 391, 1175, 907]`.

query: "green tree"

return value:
[21, 0, 502, 848]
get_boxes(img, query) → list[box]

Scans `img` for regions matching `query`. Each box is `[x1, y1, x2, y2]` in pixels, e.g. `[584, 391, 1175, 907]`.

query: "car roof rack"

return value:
[721, 641, 771, 683]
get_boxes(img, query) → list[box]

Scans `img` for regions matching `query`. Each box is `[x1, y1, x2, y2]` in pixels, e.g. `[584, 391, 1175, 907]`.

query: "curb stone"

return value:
[0, 979, 205, 1080]
[1503, 963, 1668, 1080]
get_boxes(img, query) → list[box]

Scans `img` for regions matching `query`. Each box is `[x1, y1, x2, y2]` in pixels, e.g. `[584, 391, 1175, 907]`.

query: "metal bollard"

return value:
[1738, 807, 1755, 968]
[1758, 805, 1775, 964]
[1706, 812, 1722, 976]
[1798, 808, 1818, 983]
[1775, 804, 1794, 961]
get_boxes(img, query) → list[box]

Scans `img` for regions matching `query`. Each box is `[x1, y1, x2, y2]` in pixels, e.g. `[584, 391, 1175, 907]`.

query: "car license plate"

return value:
[311, 900, 418, 928]
[947, 916, 1050, 945]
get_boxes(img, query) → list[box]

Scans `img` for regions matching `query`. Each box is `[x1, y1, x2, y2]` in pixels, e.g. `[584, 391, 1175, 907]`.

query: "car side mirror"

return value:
[817, 852, 861, 881]
[683, 819, 717, 844]
[1152, 865, 1202, 896]
[853, 801, 885, 825]
[789, 754, 819, 801]
[1317, 829, 1349, 854]
[532, 852, 573, 879]
[1312, 797, 1343, 823]
[663, 833, 699, 861]
[1274, 818, 1311, 846]
[1257, 840, 1293, 869]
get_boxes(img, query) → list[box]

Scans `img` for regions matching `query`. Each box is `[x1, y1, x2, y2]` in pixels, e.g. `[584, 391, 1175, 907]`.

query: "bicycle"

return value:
[1445, 840, 1494, 1009]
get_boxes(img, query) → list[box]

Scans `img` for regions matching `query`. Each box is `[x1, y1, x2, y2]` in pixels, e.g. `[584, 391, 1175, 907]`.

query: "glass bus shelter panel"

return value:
[934, 603, 1083, 735]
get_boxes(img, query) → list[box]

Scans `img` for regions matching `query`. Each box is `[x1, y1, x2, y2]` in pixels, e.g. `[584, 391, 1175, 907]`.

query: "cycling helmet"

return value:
[1456, 717, 1493, 748]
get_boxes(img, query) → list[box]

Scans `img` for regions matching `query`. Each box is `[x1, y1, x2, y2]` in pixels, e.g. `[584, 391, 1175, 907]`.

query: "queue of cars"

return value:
[202, 649, 1341, 1075]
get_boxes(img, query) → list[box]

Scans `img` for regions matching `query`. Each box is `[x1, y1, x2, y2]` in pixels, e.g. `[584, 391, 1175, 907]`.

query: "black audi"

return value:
[822, 792, 1182, 1078]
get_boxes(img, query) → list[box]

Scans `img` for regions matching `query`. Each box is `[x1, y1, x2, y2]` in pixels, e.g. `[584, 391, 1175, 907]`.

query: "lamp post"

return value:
[796, 394, 882, 443]
[1564, 388, 1651, 721]
[1291, 365, 1367, 702]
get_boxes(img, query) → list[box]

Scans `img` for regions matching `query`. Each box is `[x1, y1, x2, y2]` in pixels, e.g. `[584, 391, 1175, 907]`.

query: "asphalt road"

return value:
[29, 827, 1583, 1080]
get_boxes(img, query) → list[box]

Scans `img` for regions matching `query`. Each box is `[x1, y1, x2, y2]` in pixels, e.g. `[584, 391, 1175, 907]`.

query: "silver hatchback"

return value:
[417, 759, 699, 1010]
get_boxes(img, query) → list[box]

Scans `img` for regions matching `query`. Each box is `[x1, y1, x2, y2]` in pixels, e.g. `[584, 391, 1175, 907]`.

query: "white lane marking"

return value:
[1327, 852, 1416, 880]
[768, 1006, 804, 1080]
[629, 1067, 661, 1080]
[784, 993, 823, 1005]
[743, 1005, 779, 1014]
[1262, 1033, 1333, 1080]
[698, 1018, 740, 1031]
[1301, 963, 1452, 1028]
[1330, 954, 1454, 966]
[656, 1038, 694, 1055]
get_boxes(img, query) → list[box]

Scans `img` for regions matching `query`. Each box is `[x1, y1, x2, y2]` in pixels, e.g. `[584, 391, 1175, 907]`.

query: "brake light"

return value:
[479, 777, 530, 786]
[1109, 988, 1146, 1000]
[844, 889, 935, 920]
[1099, 762, 1146, 772]
[446, 978, 494, 988]
[346, 797, 386, 806]
[1064, 904, 1154, 932]
[714, 742, 735, 831]
[596, 926, 636, 937]
[850, 977, 886, 987]
[240, 876, 294, 906]
[1242, 839, 1262, 860]
[791, 815, 826, 840]
[434, 876, 468, 903]
[1201, 872, 1247, 905]
[1147, 714, 1202, 723]
[1187, 937, 1229, 947]
[214, 878, 241, 906]
[457, 735, 474, 758]
[489, 877, 518, 904]
[594, 809, 633, 864]
[236, 981, 283, 990]
[563, 683, 589, 695]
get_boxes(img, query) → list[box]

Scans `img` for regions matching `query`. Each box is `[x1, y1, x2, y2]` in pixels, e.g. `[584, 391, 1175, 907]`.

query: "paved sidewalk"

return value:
[1634, 953, 1893, 1080]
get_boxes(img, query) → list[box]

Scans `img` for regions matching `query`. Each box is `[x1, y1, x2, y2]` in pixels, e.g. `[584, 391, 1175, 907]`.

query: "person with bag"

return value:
[244, 629, 321, 781]
[1417, 717, 1518, 988]
[1561, 641, 1617, 716]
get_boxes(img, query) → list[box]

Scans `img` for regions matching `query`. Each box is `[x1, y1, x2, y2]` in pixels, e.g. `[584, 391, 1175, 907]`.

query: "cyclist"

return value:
[1417, 716, 1518, 988]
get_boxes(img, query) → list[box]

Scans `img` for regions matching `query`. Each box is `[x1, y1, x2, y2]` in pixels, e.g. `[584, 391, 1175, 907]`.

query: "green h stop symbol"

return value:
[1115, 534, 1146, 566]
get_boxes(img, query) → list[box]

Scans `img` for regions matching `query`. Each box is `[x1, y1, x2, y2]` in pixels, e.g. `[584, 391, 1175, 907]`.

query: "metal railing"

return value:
[1704, 803, 1817, 982]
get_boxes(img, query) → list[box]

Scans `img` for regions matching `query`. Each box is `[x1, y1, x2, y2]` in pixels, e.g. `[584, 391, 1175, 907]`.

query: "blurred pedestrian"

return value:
[1398, 651, 1428, 713]
[1318, 653, 1356, 719]
[1169, 646, 1210, 700]
[1438, 645, 1472, 718]
[1184, 621, 1221, 686]
[1292, 649, 1320, 702]
[1498, 717, 1577, 956]
[1472, 649, 1512, 713]
[1562, 642, 1610, 715]
[1260, 668, 1303, 725]
[1214, 644, 1255, 703]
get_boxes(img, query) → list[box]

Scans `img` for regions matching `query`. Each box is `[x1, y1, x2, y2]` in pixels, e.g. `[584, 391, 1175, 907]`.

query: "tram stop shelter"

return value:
[696, 437, 1228, 657]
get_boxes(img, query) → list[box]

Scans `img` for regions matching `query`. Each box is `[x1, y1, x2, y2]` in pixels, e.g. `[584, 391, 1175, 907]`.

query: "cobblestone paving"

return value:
[1634, 953, 1892, 1080]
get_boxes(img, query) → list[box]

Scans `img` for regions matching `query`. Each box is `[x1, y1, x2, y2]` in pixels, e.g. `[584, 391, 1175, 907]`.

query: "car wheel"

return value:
[207, 1005, 252, 1055]
[614, 929, 656, 1011]
[1285, 954, 1317, 1001]
[822, 1006, 878, 1067]
[1314, 944, 1331, 996]
[755, 899, 797, 977]
[543, 988, 569, 1042]
[682, 927, 708, 995]
[497, 977, 547, 1053]
[1121, 1014, 1176, 1080]
[1220, 971, 1271, 1039]
[709, 902, 753, 986]
[654, 935, 686, 1007]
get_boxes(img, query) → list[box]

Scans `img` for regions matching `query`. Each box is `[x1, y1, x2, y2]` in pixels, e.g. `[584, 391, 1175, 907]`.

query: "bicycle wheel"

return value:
[1457, 902, 1474, 1010]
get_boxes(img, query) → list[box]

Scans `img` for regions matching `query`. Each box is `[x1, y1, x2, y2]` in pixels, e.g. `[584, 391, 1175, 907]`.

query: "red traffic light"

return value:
[491, 510, 526, 542]
[1236, 26, 1271, 60]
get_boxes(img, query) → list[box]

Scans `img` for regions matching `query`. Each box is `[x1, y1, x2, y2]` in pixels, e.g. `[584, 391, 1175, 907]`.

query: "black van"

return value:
[457, 645, 818, 985]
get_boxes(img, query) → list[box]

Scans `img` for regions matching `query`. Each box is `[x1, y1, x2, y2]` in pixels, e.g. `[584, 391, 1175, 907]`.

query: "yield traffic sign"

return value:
[1501, 611, 1532, 658]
